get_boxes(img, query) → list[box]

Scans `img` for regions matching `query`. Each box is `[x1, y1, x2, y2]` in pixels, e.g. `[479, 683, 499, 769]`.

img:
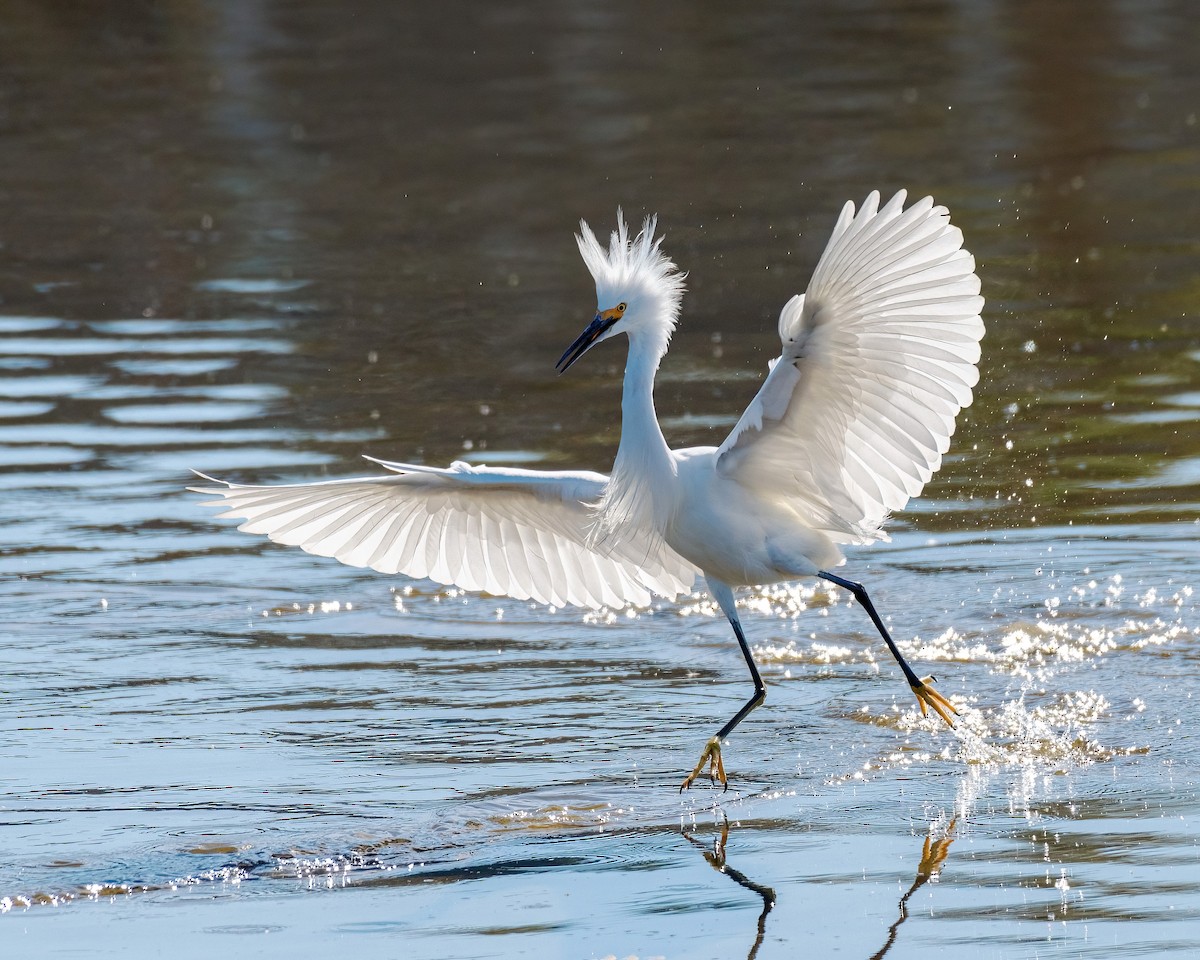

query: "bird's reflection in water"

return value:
[683, 815, 776, 960]
[868, 818, 958, 960]
[683, 816, 957, 960]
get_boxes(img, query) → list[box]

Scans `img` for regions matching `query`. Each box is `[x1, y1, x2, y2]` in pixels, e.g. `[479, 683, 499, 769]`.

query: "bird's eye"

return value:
[617, 302, 627, 312]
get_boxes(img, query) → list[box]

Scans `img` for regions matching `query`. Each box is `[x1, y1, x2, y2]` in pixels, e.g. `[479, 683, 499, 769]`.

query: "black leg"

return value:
[681, 582, 768, 791]
[818, 570, 922, 686]
[819, 570, 958, 728]
[716, 615, 766, 741]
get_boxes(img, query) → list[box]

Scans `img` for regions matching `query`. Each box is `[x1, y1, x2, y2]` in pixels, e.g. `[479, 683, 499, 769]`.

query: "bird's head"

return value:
[556, 210, 686, 373]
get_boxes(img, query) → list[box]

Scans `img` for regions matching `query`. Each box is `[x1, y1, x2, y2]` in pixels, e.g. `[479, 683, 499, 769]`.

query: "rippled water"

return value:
[3, 2, 1199, 957]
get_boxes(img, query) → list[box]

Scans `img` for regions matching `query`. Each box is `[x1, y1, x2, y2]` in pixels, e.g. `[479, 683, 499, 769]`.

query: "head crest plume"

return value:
[575, 209, 686, 348]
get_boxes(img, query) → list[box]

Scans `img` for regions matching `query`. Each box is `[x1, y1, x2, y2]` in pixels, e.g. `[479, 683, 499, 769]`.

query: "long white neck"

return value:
[589, 329, 675, 547]
[618, 330, 672, 467]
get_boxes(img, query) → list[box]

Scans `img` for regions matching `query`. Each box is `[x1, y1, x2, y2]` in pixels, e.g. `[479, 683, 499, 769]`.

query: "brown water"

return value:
[2, 2, 1199, 958]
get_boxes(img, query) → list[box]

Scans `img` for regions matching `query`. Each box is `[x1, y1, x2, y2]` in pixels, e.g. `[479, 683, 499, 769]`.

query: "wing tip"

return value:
[187, 469, 233, 497]
[363, 454, 405, 473]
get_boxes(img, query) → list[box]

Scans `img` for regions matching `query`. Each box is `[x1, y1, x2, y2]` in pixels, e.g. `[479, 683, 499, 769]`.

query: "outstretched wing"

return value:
[716, 190, 984, 544]
[191, 458, 698, 610]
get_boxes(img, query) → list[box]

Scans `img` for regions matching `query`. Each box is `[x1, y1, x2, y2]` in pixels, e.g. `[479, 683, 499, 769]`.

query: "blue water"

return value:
[3, 2, 1200, 957]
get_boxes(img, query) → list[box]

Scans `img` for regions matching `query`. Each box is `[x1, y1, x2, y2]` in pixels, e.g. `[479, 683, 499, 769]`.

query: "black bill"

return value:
[555, 315, 619, 373]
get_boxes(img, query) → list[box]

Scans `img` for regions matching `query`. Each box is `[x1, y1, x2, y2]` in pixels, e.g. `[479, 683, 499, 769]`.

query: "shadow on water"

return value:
[866, 820, 957, 960]
[683, 815, 958, 960]
[684, 816, 776, 960]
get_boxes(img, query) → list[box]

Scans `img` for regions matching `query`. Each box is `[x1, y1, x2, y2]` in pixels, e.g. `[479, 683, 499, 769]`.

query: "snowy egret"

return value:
[192, 189, 984, 790]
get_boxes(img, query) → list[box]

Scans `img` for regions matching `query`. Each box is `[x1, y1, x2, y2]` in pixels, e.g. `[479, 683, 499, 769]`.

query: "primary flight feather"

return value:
[192, 189, 984, 789]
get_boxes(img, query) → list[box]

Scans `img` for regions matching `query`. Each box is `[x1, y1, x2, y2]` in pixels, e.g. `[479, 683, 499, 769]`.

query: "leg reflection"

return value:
[683, 815, 776, 960]
[868, 818, 958, 960]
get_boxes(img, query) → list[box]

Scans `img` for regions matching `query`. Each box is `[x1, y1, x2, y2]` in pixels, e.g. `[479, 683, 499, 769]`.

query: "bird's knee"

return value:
[819, 569, 864, 596]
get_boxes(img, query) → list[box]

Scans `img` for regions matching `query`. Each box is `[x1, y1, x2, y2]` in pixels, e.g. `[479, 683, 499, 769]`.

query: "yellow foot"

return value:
[680, 735, 727, 792]
[910, 675, 959, 728]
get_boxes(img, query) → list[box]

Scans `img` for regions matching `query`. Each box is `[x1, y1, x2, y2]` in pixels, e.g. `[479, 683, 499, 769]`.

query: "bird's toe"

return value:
[680, 736, 727, 792]
[911, 675, 959, 728]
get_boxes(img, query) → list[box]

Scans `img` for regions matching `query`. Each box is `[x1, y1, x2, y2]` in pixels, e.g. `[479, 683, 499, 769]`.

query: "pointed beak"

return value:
[556, 314, 619, 373]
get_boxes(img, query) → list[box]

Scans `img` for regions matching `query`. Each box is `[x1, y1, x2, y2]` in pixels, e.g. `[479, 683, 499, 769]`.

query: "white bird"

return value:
[192, 190, 984, 790]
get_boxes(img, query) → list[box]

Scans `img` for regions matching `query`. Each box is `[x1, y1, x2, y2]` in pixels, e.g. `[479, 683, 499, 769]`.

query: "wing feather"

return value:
[717, 190, 985, 544]
[472, 510, 500, 597]
[365, 503, 415, 572]
[190, 460, 698, 610]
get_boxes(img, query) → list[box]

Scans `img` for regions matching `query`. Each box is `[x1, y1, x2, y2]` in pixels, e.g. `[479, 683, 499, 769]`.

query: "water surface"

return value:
[2, 2, 1199, 958]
